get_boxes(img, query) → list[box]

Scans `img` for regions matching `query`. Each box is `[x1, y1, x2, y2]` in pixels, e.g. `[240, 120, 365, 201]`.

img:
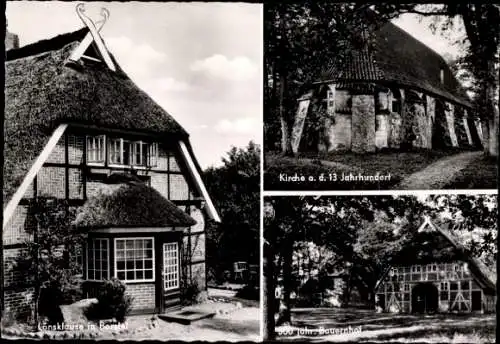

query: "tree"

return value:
[264, 194, 497, 337]
[265, 3, 386, 154]
[204, 142, 260, 284]
[10, 197, 85, 326]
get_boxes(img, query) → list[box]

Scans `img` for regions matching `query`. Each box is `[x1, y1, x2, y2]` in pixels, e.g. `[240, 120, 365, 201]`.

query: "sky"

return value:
[6, 1, 262, 169]
[392, 13, 464, 61]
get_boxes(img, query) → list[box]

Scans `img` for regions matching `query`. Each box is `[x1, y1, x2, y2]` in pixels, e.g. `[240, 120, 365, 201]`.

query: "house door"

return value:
[412, 283, 438, 314]
[162, 242, 180, 310]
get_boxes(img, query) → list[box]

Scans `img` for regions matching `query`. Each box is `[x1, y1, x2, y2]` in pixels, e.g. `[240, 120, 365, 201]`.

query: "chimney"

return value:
[5, 20, 20, 51]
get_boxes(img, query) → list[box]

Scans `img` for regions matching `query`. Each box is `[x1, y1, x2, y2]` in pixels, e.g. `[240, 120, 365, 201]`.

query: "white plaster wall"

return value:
[326, 114, 352, 151]
[375, 114, 389, 149]
[444, 103, 459, 147]
[291, 99, 311, 153]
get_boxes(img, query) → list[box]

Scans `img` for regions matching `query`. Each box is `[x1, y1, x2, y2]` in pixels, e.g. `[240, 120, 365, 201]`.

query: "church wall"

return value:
[444, 102, 459, 147]
[351, 95, 376, 153]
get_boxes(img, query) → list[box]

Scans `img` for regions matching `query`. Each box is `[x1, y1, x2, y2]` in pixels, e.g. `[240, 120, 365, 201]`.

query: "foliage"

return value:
[204, 142, 260, 284]
[10, 197, 85, 324]
[85, 278, 133, 323]
[180, 282, 201, 305]
[265, 3, 403, 152]
[375, 3, 499, 155]
[265, 195, 497, 326]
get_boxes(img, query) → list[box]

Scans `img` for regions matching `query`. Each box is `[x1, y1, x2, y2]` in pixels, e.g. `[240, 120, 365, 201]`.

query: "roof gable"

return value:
[319, 12, 471, 107]
[4, 29, 189, 205]
[375, 217, 496, 291]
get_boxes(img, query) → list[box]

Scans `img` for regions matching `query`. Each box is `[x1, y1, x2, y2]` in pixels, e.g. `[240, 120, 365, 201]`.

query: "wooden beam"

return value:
[178, 141, 220, 222]
[74, 4, 116, 71]
[3, 124, 68, 229]
[68, 10, 107, 64]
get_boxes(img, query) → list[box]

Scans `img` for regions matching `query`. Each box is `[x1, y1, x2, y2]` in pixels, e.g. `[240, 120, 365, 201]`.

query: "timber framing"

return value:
[3, 124, 68, 229]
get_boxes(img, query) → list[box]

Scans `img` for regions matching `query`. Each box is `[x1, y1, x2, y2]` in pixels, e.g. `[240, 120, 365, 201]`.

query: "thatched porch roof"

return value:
[73, 175, 197, 229]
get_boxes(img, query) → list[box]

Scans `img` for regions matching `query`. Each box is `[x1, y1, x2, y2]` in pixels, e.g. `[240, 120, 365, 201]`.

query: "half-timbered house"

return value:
[3, 13, 220, 315]
[374, 217, 496, 314]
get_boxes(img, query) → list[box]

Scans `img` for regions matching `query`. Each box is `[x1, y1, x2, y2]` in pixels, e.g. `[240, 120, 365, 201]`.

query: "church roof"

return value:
[319, 12, 471, 108]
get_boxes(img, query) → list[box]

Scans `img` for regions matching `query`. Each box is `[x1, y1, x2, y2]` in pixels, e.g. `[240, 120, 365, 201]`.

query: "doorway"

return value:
[412, 283, 438, 313]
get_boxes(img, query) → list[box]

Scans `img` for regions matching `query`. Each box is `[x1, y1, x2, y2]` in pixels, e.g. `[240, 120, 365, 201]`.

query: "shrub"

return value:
[235, 284, 259, 301]
[85, 278, 133, 323]
[181, 282, 200, 305]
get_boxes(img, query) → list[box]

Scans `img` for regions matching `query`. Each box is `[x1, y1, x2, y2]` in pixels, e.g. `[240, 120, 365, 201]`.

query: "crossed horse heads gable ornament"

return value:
[68, 3, 116, 71]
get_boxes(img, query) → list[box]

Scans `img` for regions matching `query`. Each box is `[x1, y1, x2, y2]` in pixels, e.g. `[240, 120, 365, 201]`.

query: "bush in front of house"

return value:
[85, 278, 133, 323]
[181, 282, 201, 305]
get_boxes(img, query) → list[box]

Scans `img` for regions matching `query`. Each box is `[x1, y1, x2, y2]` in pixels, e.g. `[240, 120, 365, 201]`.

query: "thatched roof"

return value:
[73, 176, 197, 228]
[375, 217, 496, 292]
[320, 13, 471, 108]
[4, 28, 190, 204]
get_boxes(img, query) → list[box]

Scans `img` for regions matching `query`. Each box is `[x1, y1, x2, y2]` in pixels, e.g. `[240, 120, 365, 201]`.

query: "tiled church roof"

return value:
[319, 12, 471, 108]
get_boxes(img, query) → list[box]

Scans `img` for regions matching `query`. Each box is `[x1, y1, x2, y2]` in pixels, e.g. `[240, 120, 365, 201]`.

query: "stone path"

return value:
[396, 151, 481, 190]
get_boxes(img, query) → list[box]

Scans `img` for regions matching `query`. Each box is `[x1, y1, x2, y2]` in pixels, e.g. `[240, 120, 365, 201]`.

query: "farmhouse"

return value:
[3, 17, 220, 315]
[374, 217, 496, 314]
[291, 10, 485, 153]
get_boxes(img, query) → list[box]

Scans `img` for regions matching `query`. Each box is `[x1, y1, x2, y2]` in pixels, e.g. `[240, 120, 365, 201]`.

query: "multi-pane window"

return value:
[108, 137, 157, 167]
[87, 135, 105, 163]
[163, 243, 179, 290]
[148, 142, 158, 167]
[115, 238, 154, 282]
[109, 138, 122, 165]
[87, 238, 109, 280]
[131, 141, 146, 166]
[403, 283, 410, 291]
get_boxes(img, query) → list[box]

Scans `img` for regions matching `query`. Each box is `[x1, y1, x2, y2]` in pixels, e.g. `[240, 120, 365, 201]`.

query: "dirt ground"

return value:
[275, 308, 496, 343]
[112, 302, 260, 342]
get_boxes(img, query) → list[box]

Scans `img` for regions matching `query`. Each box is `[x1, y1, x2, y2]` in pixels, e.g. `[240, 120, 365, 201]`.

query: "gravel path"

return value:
[396, 151, 481, 190]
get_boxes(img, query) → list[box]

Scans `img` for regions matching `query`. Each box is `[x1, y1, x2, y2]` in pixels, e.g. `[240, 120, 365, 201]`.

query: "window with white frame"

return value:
[87, 238, 109, 280]
[163, 243, 179, 290]
[131, 141, 147, 166]
[115, 238, 154, 282]
[109, 138, 157, 167]
[86, 135, 106, 163]
[147, 142, 158, 167]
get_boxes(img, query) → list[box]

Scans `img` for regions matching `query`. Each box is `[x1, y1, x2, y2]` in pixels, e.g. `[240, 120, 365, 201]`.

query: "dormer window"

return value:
[87, 134, 158, 167]
[87, 135, 106, 163]
[148, 143, 159, 167]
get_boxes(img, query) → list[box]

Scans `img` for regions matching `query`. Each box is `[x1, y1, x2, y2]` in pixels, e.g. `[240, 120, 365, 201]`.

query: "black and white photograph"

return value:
[264, 3, 499, 191]
[2, 1, 261, 341]
[263, 194, 497, 342]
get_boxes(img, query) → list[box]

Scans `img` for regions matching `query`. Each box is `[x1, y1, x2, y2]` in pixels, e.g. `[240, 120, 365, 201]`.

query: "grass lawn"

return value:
[264, 150, 455, 190]
[442, 154, 498, 189]
[275, 308, 496, 343]
[264, 149, 497, 190]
